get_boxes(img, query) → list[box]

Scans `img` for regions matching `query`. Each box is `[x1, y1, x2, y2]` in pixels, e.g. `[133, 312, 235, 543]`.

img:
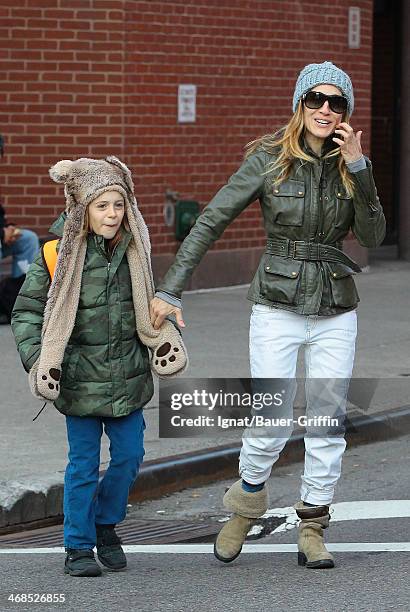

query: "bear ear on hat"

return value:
[49, 160, 73, 184]
[106, 155, 135, 195]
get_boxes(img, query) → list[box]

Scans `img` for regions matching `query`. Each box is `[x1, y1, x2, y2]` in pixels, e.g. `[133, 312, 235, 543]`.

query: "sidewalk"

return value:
[0, 253, 409, 528]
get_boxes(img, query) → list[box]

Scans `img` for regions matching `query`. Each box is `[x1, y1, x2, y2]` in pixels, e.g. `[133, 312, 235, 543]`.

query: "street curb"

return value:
[1, 406, 409, 534]
[129, 405, 410, 502]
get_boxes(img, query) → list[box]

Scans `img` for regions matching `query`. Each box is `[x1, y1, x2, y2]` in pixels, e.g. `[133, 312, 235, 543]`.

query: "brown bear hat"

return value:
[29, 156, 188, 402]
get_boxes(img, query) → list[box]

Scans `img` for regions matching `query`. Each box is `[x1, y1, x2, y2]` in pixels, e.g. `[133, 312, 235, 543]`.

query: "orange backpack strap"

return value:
[42, 239, 59, 281]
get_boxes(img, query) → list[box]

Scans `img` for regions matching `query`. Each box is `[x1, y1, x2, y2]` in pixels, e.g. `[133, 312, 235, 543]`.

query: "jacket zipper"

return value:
[106, 241, 120, 414]
[107, 243, 119, 272]
[93, 234, 119, 272]
[315, 159, 325, 242]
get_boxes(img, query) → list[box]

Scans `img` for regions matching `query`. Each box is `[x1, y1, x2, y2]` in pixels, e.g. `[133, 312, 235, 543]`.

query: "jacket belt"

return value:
[265, 238, 362, 273]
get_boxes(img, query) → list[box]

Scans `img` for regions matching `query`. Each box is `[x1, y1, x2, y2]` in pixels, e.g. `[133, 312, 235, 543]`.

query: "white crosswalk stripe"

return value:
[0, 543, 409, 554]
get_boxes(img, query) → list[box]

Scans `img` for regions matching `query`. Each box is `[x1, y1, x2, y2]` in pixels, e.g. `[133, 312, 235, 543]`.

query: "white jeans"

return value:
[239, 304, 357, 505]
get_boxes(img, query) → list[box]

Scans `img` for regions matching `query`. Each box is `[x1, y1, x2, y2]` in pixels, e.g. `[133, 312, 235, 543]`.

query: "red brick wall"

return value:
[1, 0, 374, 257]
[0, 0, 126, 234]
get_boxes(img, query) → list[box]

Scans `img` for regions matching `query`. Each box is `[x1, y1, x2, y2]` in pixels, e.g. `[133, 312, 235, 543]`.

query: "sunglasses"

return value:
[303, 91, 348, 115]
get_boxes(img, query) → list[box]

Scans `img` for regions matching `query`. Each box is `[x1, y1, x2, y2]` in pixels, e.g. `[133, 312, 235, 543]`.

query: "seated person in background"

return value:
[0, 202, 40, 322]
[0, 202, 39, 279]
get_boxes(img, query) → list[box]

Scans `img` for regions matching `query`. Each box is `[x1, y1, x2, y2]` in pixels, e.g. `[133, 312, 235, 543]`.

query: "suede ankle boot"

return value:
[294, 501, 334, 569]
[214, 480, 268, 563]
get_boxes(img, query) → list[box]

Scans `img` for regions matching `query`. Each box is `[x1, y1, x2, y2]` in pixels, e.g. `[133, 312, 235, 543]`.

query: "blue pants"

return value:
[64, 409, 145, 549]
[1, 229, 40, 278]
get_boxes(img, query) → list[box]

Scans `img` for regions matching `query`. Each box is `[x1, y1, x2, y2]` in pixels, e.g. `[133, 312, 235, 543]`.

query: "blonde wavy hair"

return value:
[245, 100, 354, 196]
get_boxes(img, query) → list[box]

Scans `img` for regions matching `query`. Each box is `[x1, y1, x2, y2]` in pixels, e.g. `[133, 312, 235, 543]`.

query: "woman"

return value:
[12, 156, 187, 577]
[150, 61, 386, 568]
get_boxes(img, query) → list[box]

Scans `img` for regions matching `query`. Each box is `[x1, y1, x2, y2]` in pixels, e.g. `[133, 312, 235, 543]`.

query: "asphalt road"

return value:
[0, 435, 409, 612]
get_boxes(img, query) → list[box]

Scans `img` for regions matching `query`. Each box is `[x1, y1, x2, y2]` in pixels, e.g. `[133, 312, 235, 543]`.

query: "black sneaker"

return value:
[64, 548, 102, 577]
[96, 525, 127, 570]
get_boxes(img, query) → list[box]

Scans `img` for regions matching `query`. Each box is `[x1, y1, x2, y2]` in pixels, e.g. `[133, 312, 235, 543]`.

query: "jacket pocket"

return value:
[327, 262, 359, 308]
[334, 185, 354, 230]
[260, 255, 302, 305]
[271, 179, 305, 226]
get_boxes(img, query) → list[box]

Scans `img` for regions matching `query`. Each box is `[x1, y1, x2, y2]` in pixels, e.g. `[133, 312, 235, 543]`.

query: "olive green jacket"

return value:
[158, 142, 386, 315]
[11, 214, 154, 417]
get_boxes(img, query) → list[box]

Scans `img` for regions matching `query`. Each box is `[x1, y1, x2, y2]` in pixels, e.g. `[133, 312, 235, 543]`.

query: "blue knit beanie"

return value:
[292, 61, 354, 116]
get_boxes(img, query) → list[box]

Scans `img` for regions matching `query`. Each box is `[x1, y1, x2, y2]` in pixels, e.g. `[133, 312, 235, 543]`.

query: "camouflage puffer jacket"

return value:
[11, 214, 154, 418]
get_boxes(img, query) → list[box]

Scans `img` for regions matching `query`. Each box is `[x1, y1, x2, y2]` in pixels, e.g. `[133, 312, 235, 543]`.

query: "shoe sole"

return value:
[64, 566, 102, 577]
[98, 562, 127, 571]
[213, 541, 243, 564]
[298, 552, 334, 569]
[97, 555, 127, 571]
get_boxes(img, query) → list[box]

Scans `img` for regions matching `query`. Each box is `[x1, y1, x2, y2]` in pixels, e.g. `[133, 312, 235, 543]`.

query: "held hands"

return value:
[150, 297, 185, 331]
[333, 123, 363, 164]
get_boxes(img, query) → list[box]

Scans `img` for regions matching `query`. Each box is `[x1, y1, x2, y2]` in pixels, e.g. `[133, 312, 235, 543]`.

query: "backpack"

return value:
[42, 239, 58, 280]
[0, 239, 58, 322]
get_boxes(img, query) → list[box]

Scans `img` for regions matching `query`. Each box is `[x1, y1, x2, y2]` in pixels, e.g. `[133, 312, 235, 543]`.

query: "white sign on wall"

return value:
[348, 7, 361, 49]
[178, 84, 196, 123]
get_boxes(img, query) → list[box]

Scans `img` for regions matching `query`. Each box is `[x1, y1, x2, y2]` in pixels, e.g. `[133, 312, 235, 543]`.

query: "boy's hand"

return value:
[150, 297, 185, 331]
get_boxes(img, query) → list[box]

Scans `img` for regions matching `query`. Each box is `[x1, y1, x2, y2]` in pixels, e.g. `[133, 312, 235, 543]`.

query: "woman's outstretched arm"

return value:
[150, 150, 266, 328]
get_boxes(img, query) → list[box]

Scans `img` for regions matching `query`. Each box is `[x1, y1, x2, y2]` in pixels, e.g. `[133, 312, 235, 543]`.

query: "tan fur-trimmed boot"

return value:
[214, 480, 268, 563]
[294, 501, 334, 569]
